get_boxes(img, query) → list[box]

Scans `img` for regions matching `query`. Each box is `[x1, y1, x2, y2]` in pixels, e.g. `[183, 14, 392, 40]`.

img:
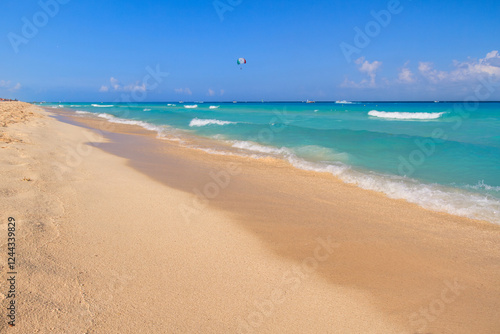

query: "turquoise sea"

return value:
[43, 101, 500, 224]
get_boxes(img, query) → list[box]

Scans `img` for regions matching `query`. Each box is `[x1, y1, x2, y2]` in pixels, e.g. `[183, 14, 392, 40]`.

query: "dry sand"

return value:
[0, 102, 41, 144]
[0, 103, 499, 333]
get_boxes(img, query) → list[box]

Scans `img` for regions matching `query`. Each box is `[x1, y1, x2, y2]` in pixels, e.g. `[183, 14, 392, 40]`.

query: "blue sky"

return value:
[1, 0, 499, 101]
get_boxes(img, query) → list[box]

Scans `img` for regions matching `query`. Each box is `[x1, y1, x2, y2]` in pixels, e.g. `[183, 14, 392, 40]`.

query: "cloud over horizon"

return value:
[419, 50, 500, 83]
[340, 51, 500, 98]
[99, 77, 146, 93]
[398, 62, 415, 84]
[341, 57, 382, 88]
[0, 80, 22, 92]
[174, 87, 192, 95]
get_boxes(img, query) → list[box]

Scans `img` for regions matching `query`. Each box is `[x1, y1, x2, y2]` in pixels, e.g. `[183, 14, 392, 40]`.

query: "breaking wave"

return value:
[91, 104, 114, 108]
[189, 118, 236, 127]
[368, 110, 446, 120]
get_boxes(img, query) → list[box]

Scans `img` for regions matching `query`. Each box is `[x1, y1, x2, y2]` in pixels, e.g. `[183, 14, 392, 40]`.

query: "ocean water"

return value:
[43, 101, 500, 224]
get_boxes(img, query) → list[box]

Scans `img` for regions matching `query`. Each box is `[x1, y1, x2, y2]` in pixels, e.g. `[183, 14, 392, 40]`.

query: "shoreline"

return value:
[57, 106, 498, 228]
[59, 104, 500, 225]
[1, 102, 499, 333]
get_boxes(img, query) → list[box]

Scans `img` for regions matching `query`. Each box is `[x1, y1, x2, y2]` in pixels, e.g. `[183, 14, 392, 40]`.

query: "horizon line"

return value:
[33, 100, 500, 104]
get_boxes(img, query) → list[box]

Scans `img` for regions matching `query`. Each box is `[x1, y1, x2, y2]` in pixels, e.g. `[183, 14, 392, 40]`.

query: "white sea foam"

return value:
[231, 142, 350, 163]
[167, 104, 176, 106]
[293, 145, 350, 163]
[209, 106, 220, 109]
[195, 147, 236, 156]
[75, 110, 91, 114]
[195, 145, 279, 160]
[232, 141, 292, 156]
[221, 140, 500, 224]
[465, 180, 500, 192]
[189, 118, 236, 127]
[291, 159, 499, 224]
[184, 105, 198, 109]
[91, 104, 114, 107]
[143, 108, 151, 111]
[95, 113, 169, 134]
[158, 137, 183, 143]
[368, 110, 445, 120]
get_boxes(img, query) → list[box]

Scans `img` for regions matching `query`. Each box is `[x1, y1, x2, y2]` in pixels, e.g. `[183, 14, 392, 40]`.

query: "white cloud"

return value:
[418, 62, 448, 83]
[398, 65, 415, 83]
[450, 51, 500, 79]
[340, 77, 360, 88]
[110, 77, 120, 90]
[419, 51, 500, 83]
[338, 51, 500, 99]
[341, 57, 382, 88]
[486, 50, 499, 60]
[220, 89, 225, 96]
[0, 80, 21, 91]
[208, 88, 215, 96]
[100, 77, 147, 93]
[174, 88, 192, 95]
[10, 83, 21, 91]
[357, 57, 382, 85]
[123, 83, 146, 92]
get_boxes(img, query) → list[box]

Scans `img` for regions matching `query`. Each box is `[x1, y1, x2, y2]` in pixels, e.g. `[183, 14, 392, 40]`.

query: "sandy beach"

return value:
[1, 102, 499, 333]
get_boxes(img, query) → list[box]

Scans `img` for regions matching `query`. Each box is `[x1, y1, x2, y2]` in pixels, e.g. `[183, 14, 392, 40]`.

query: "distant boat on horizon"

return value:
[306, 100, 315, 103]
